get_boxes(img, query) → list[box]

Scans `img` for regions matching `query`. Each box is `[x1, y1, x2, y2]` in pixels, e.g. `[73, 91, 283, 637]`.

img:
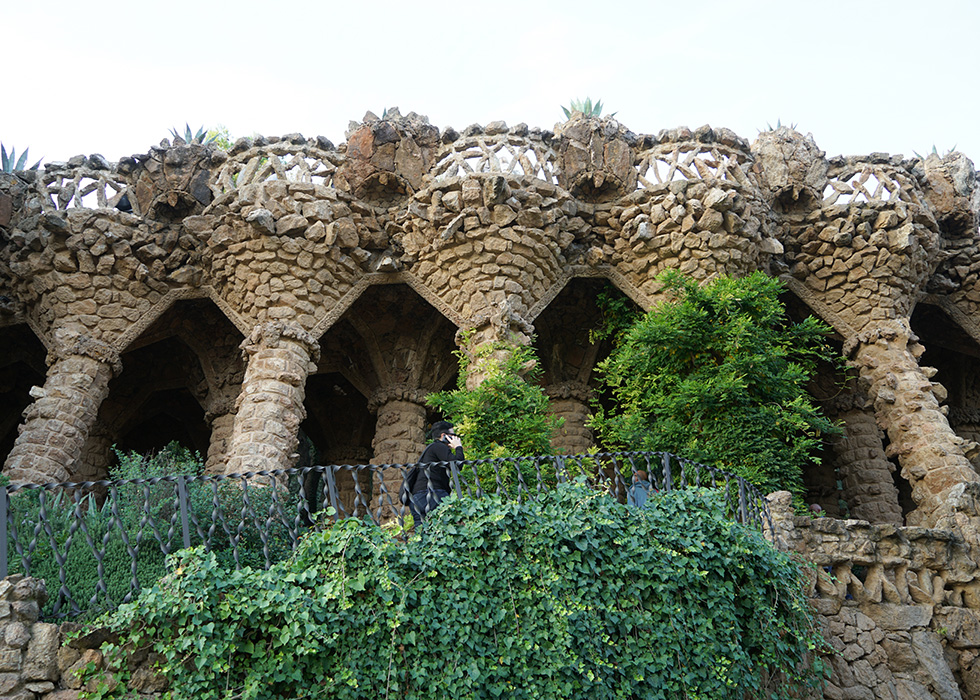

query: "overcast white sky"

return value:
[4, 0, 978, 165]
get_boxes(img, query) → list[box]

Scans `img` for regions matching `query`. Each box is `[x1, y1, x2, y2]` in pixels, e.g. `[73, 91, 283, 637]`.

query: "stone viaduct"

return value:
[3, 109, 980, 529]
[5, 109, 980, 697]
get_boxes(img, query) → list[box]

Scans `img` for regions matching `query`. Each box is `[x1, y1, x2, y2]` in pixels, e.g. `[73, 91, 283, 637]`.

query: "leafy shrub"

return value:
[98, 481, 827, 700]
[591, 271, 841, 500]
[427, 340, 563, 494]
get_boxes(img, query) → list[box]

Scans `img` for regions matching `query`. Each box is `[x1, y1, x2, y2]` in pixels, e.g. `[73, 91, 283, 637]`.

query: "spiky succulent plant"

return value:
[561, 97, 614, 120]
[169, 124, 217, 145]
[1, 144, 41, 173]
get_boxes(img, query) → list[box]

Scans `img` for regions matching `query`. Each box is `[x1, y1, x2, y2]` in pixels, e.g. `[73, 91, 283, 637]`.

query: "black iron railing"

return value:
[0, 451, 770, 619]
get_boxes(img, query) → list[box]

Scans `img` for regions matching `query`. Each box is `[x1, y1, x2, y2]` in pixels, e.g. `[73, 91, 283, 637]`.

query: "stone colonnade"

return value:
[0, 114, 979, 528]
[4, 331, 121, 485]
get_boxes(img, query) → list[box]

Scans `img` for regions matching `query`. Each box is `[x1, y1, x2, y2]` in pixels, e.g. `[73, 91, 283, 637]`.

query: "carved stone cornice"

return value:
[367, 383, 429, 413]
[241, 320, 321, 363]
[48, 329, 123, 375]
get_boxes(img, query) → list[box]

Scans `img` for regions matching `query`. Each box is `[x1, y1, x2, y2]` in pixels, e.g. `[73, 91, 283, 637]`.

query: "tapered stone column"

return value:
[223, 321, 319, 475]
[204, 395, 238, 475]
[848, 320, 980, 525]
[544, 381, 594, 455]
[76, 420, 114, 482]
[3, 330, 121, 484]
[368, 385, 428, 521]
[460, 312, 535, 390]
[323, 447, 372, 515]
[829, 393, 904, 525]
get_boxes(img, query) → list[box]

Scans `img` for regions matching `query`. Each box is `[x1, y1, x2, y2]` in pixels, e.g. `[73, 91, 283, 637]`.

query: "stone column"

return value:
[460, 312, 535, 390]
[323, 446, 372, 515]
[368, 385, 428, 521]
[544, 381, 594, 455]
[75, 420, 114, 482]
[223, 321, 319, 475]
[203, 395, 238, 475]
[829, 393, 904, 525]
[848, 321, 980, 526]
[3, 330, 121, 485]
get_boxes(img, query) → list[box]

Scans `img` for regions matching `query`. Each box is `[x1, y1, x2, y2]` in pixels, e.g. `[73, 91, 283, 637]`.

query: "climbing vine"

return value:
[93, 482, 827, 700]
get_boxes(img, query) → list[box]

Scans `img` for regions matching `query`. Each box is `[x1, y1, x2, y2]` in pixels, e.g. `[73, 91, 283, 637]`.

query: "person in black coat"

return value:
[409, 420, 464, 522]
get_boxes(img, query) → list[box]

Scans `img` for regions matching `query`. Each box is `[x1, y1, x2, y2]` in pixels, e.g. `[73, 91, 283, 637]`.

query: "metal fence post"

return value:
[662, 453, 673, 492]
[324, 467, 341, 521]
[0, 486, 7, 579]
[738, 479, 748, 526]
[449, 461, 462, 498]
[177, 476, 192, 549]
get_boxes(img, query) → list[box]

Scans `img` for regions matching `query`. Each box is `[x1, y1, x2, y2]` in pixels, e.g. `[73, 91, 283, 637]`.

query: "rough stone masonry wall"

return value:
[770, 491, 980, 699]
[0, 576, 166, 700]
[2, 111, 980, 528]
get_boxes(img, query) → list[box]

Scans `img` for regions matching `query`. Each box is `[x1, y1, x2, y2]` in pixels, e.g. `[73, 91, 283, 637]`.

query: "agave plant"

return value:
[763, 119, 799, 132]
[561, 97, 614, 120]
[1, 144, 42, 173]
[169, 124, 217, 145]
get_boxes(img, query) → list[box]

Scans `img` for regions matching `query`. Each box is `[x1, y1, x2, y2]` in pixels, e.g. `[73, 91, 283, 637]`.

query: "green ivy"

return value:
[95, 482, 828, 700]
[590, 270, 842, 500]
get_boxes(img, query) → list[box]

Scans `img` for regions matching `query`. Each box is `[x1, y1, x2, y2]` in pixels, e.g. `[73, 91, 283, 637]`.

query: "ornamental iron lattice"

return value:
[0, 451, 770, 620]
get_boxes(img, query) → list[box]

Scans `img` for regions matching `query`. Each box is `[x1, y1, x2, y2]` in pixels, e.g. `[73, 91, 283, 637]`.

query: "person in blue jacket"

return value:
[626, 469, 653, 508]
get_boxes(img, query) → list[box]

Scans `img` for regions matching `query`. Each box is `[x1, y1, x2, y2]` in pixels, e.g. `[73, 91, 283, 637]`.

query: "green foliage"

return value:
[169, 124, 217, 145]
[590, 271, 841, 499]
[6, 442, 297, 619]
[427, 341, 563, 495]
[5, 444, 202, 618]
[427, 341, 560, 460]
[95, 481, 827, 700]
[562, 97, 614, 120]
[589, 286, 642, 349]
[1, 143, 41, 172]
[204, 125, 233, 151]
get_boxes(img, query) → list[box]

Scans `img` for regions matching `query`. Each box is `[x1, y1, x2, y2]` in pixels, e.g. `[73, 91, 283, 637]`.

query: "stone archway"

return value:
[314, 283, 459, 518]
[781, 287, 905, 524]
[532, 277, 639, 454]
[911, 303, 980, 471]
[79, 299, 245, 480]
[0, 325, 47, 470]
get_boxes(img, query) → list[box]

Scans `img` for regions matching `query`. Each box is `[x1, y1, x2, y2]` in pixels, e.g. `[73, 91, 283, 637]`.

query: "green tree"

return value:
[590, 270, 841, 499]
[426, 340, 563, 495]
[427, 340, 560, 460]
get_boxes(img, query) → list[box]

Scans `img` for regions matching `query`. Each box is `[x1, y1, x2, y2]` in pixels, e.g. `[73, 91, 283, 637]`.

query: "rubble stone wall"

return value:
[2, 109, 980, 528]
[770, 491, 980, 699]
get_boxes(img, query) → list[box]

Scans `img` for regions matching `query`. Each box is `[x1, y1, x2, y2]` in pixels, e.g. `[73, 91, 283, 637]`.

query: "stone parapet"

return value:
[770, 491, 980, 699]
